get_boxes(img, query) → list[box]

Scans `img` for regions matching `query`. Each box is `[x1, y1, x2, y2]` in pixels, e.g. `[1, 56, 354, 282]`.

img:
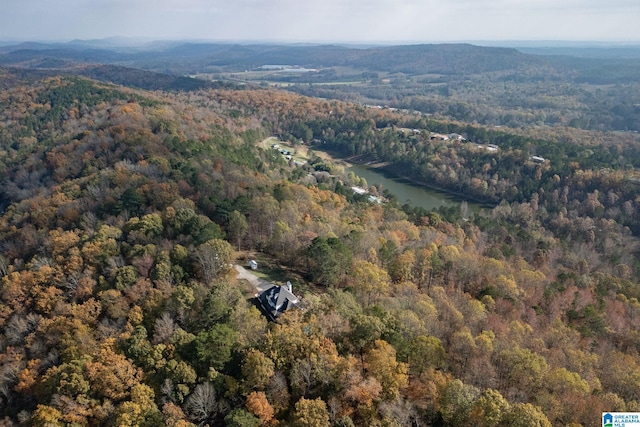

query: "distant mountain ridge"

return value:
[0, 64, 231, 92]
[0, 40, 569, 75]
[2, 39, 639, 130]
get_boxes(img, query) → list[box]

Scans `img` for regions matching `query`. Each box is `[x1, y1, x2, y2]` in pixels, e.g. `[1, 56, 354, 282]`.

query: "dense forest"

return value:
[2, 41, 640, 132]
[1, 69, 640, 427]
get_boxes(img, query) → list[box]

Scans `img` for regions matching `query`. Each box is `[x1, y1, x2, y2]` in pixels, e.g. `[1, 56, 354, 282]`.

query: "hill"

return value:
[4, 40, 639, 79]
[3, 40, 640, 131]
[0, 73, 640, 426]
[0, 64, 232, 92]
[0, 41, 552, 74]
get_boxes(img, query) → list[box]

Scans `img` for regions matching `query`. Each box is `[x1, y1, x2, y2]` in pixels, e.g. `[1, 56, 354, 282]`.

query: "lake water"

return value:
[348, 163, 484, 212]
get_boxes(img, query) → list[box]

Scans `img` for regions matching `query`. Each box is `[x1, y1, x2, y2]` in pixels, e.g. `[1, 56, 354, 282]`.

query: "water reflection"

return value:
[348, 163, 483, 212]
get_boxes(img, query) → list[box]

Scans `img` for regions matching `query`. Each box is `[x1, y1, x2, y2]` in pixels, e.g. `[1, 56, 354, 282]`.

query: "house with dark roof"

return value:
[257, 281, 300, 321]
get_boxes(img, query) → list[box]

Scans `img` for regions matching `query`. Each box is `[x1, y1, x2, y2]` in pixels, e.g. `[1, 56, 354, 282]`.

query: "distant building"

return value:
[475, 144, 499, 152]
[430, 133, 450, 141]
[530, 155, 546, 164]
[257, 281, 300, 321]
[351, 186, 367, 195]
[448, 133, 466, 141]
[249, 260, 258, 270]
[351, 186, 382, 204]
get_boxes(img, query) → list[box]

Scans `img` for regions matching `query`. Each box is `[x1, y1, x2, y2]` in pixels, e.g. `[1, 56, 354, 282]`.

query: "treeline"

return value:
[289, 74, 640, 132]
[5, 41, 640, 132]
[0, 76, 639, 426]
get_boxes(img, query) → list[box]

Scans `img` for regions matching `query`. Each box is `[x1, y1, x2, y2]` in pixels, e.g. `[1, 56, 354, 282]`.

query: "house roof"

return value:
[257, 282, 299, 321]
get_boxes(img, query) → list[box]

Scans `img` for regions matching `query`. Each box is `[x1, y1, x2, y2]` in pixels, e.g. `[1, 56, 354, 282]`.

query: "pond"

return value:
[348, 163, 486, 212]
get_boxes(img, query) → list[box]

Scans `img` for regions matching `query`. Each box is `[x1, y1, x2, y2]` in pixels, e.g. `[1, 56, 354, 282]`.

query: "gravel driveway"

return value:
[234, 265, 274, 294]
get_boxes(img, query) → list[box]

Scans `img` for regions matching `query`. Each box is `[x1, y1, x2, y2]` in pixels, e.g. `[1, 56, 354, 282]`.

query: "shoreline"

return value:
[379, 164, 496, 208]
[340, 151, 495, 208]
[264, 139, 495, 209]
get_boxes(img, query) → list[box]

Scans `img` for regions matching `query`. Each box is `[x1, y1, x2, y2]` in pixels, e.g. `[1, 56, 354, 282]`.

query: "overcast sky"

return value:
[2, 0, 639, 44]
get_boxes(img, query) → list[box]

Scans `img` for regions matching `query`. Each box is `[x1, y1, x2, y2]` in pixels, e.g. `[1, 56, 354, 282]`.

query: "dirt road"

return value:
[234, 265, 273, 294]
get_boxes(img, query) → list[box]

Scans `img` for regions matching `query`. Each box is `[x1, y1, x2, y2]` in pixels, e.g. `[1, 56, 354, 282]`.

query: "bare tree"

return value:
[153, 312, 177, 345]
[184, 382, 218, 425]
[161, 378, 175, 403]
[378, 399, 421, 427]
[5, 313, 40, 346]
[0, 256, 8, 278]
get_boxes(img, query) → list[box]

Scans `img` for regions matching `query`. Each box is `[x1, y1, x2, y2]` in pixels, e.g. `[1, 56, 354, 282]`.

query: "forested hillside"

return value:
[3, 41, 640, 132]
[0, 72, 639, 426]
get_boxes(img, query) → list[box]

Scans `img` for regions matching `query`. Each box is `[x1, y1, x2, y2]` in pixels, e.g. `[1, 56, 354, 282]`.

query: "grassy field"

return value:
[237, 251, 315, 296]
[260, 136, 309, 163]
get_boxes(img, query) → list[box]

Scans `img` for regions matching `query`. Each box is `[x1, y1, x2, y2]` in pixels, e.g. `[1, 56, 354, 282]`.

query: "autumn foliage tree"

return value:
[1, 70, 640, 427]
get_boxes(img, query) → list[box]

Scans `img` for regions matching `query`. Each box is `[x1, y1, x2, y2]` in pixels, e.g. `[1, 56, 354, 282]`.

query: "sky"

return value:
[2, 0, 640, 44]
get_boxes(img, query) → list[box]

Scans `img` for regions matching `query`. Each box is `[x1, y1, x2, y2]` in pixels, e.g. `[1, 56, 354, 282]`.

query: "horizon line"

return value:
[2, 37, 640, 48]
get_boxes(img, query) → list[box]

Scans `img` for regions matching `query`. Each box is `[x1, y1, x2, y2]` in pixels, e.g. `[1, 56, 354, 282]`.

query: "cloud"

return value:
[1, 0, 639, 42]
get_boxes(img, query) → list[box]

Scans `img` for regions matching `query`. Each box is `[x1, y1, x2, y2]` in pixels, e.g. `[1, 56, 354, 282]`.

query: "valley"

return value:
[0, 41, 638, 426]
